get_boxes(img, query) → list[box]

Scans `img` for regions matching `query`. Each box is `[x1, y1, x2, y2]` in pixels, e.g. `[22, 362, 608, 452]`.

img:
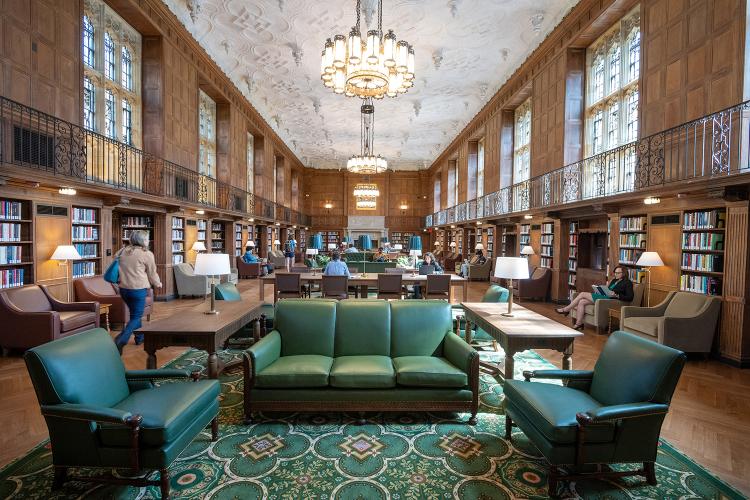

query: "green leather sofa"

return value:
[243, 299, 480, 423]
[342, 261, 397, 273]
[24, 328, 221, 498]
[504, 331, 686, 496]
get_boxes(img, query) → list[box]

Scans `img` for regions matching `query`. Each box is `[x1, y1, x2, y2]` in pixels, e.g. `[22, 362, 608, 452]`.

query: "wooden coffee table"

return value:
[137, 298, 264, 378]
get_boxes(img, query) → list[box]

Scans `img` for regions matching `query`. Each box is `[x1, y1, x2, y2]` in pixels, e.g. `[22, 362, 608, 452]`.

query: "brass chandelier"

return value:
[347, 98, 387, 174]
[353, 182, 380, 210]
[320, 0, 415, 99]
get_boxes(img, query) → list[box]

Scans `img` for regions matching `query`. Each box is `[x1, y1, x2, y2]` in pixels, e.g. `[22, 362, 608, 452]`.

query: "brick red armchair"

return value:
[0, 285, 99, 351]
[73, 276, 152, 326]
[236, 256, 263, 279]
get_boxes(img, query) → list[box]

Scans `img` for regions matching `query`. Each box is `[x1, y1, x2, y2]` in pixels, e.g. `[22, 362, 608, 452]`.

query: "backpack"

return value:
[284, 240, 293, 253]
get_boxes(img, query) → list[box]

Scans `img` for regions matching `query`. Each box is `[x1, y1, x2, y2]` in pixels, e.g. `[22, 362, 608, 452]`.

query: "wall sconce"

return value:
[524, 214, 533, 220]
[643, 196, 660, 205]
[324, 202, 333, 209]
[196, 210, 205, 215]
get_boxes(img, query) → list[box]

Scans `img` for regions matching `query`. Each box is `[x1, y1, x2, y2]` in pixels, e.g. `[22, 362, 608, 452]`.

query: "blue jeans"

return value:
[115, 288, 148, 347]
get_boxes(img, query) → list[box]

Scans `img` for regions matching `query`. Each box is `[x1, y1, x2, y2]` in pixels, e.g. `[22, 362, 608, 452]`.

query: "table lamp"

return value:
[520, 245, 534, 257]
[449, 241, 457, 250]
[635, 251, 664, 306]
[409, 249, 422, 272]
[327, 243, 337, 251]
[305, 248, 319, 275]
[194, 253, 231, 315]
[475, 243, 484, 251]
[494, 257, 530, 316]
[273, 239, 281, 250]
[50, 245, 82, 301]
[191, 241, 207, 252]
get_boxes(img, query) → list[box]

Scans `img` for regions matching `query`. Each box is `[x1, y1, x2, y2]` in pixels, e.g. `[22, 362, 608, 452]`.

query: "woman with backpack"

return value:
[284, 235, 297, 271]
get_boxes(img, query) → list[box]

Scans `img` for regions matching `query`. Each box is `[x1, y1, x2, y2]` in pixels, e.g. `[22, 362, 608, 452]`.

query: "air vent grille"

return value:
[651, 214, 680, 225]
[36, 205, 68, 217]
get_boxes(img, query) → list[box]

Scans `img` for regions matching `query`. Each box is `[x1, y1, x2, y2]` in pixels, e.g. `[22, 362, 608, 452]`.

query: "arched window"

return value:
[477, 137, 485, 197]
[122, 99, 132, 145]
[104, 32, 115, 80]
[83, 77, 95, 131]
[198, 89, 216, 178]
[104, 89, 116, 139]
[121, 46, 133, 91]
[513, 99, 531, 183]
[247, 132, 254, 192]
[82, 16, 95, 68]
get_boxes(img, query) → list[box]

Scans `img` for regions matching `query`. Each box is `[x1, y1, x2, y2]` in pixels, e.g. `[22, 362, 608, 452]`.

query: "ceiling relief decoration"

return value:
[164, 0, 578, 170]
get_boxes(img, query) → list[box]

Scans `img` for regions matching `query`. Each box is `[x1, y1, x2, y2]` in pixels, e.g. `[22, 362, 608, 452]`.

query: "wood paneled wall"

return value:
[531, 52, 566, 176]
[163, 40, 198, 169]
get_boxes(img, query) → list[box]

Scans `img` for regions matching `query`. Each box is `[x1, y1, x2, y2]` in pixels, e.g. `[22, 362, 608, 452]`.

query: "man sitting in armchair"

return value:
[243, 246, 273, 275]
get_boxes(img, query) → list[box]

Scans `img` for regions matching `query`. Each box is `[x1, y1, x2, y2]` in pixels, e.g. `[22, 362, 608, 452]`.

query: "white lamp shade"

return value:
[327, 243, 337, 250]
[636, 251, 664, 267]
[475, 243, 484, 250]
[306, 248, 319, 256]
[50, 245, 81, 260]
[191, 241, 207, 252]
[246, 240, 256, 248]
[449, 242, 456, 248]
[494, 257, 530, 279]
[520, 245, 534, 255]
[194, 253, 231, 276]
[273, 239, 281, 245]
[393, 244, 403, 250]
[409, 249, 422, 257]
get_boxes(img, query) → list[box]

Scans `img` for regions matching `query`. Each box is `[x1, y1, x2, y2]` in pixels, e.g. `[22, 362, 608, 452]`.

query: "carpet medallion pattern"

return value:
[0, 348, 743, 499]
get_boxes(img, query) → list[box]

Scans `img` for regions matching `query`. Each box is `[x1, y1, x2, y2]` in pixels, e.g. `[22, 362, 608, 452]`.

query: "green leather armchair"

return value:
[504, 331, 686, 496]
[24, 328, 221, 498]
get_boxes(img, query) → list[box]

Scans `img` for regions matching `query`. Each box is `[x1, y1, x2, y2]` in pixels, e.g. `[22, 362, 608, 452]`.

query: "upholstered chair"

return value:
[74, 276, 152, 326]
[425, 274, 451, 300]
[173, 263, 211, 298]
[571, 282, 644, 334]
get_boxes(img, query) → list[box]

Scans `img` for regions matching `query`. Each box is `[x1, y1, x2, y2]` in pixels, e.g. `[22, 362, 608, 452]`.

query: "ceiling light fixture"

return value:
[321, 0, 414, 99]
[643, 196, 660, 205]
[196, 210, 205, 215]
[58, 187, 76, 196]
[347, 98, 387, 173]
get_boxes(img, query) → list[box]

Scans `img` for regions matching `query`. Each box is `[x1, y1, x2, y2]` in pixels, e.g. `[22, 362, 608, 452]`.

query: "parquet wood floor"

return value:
[1, 279, 748, 495]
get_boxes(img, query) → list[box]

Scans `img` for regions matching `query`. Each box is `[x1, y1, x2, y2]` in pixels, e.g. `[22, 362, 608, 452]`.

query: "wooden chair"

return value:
[321, 275, 349, 299]
[425, 274, 451, 300]
[377, 273, 403, 300]
[275, 273, 303, 301]
[385, 267, 408, 274]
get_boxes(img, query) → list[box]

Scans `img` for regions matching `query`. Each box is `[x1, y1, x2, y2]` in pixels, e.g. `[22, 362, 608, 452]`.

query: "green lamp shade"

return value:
[408, 235, 422, 252]
[359, 234, 372, 251]
[343, 236, 351, 243]
[381, 236, 389, 244]
[310, 234, 323, 250]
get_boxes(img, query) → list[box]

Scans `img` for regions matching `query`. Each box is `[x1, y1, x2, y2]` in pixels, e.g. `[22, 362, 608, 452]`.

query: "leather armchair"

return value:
[74, 276, 152, 326]
[467, 258, 492, 281]
[24, 328, 220, 498]
[236, 256, 262, 279]
[571, 282, 644, 334]
[173, 263, 210, 298]
[621, 291, 721, 353]
[443, 253, 462, 273]
[504, 331, 686, 496]
[514, 266, 551, 300]
[0, 285, 99, 351]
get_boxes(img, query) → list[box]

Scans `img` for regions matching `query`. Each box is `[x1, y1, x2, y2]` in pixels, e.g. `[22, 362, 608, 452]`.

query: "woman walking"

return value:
[114, 230, 162, 354]
[556, 265, 633, 330]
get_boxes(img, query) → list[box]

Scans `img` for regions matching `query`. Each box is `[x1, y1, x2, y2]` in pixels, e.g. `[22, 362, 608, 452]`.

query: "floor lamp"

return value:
[494, 257, 530, 317]
[635, 251, 664, 307]
[194, 253, 230, 315]
[50, 245, 82, 302]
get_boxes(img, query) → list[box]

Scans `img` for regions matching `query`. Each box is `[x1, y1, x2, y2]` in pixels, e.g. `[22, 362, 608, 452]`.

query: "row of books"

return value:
[681, 253, 723, 273]
[72, 208, 97, 224]
[172, 254, 184, 264]
[211, 223, 223, 231]
[569, 234, 578, 245]
[0, 268, 24, 288]
[123, 229, 152, 240]
[520, 224, 531, 235]
[0, 223, 21, 242]
[625, 268, 646, 283]
[0, 201, 23, 220]
[0, 246, 22, 264]
[72, 226, 99, 241]
[619, 233, 646, 248]
[122, 216, 152, 227]
[682, 233, 724, 251]
[683, 210, 726, 230]
[568, 258, 577, 271]
[211, 242, 224, 250]
[569, 222, 578, 234]
[540, 256, 553, 268]
[74, 243, 98, 258]
[72, 261, 96, 278]
[197, 231, 206, 240]
[197, 220, 207, 230]
[569, 247, 577, 259]
[680, 274, 722, 295]
[171, 218, 184, 229]
[540, 235, 553, 245]
[541, 223, 554, 233]
[172, 242, 184, 252]
[540, 248, 553, 257]
[619, 248, 644, 264]
[568, 274, 576, 286]
[519, 235, 530, 245]
[620, 216, 647, 231]
[171, 229, 184, 241]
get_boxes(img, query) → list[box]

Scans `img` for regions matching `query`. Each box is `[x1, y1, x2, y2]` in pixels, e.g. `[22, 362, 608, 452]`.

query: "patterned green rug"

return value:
[0, 348, 743, 499]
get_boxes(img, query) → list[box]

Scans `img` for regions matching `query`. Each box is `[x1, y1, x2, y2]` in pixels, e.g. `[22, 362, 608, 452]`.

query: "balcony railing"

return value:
[0, 96, 310, 226]
[426, 100, 750, 227]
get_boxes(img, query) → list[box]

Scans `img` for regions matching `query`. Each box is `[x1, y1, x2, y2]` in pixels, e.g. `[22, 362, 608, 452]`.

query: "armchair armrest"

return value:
[523, 369, 594, 381]
[444, 331, 479, 374]
[621, 294, 673, 321]
[245, 330, 281, 375]
[577, 402, 669, 424]
[41, 403, 135, 425]
[593, 298, 624, 320]
[125, 369, 198, 381]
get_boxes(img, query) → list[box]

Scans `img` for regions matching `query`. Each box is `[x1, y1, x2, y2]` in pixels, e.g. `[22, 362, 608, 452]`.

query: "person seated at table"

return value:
[323, 251, 351, 277]
[459, 249, 486, 277]
[243, 246, 273, 275]
[373, 247, 386, 262]
[413, 252, 443, 298]
[555, 265, 633, 330]
[344, 243, 358, 254]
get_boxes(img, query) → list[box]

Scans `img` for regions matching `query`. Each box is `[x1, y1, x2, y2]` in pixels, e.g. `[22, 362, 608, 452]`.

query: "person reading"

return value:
[243, 246, 273, 275]
[323, 251, 351, 277]
[555, 265, 634, 330]
[373, 247, 386, 262]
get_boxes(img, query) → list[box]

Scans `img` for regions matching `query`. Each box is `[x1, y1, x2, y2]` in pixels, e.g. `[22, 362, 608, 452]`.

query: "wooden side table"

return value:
[608, 307, 621, 334]
[100, 304, 112, 333]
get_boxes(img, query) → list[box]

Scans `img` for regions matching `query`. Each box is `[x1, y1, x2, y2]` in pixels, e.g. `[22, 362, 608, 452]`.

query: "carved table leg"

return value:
[465, 318, 473, 345]
[562, 342, 573, 370]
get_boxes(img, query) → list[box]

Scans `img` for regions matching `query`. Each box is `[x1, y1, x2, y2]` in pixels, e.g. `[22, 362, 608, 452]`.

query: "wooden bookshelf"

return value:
[390, 231, 413, 248]
[196, 219, 207, 247]
[121, 213, 153, 250]
[567, 221, 578, 300]
[500, 226, 516, 257]
[519, 223, 531, 255]
[0, 198, 33, 289]
[171, 216, 185, 264]
[540, 222, 554, 268]
[680, 208, 726, 296]
[486, 226, 494, 259]
[618, 215, 647, 283]
[71, 206, 101, 278]
[234, 223, 244, 257]
[210, 221, 226, 253]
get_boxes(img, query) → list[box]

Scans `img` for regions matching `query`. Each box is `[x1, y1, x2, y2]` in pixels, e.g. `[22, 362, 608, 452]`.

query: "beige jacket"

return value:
[117, 246, 162, 290]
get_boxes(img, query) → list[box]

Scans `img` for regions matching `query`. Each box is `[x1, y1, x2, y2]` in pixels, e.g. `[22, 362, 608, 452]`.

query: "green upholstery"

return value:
[393, 356, 468, 388]
[343, 261, 397, 273]
[334, 299, 391, 356]
[452, 285, 509, 341]
[503, 331, 686, 493]
[23, 328, 220, 496]
[330, 355, 395, 388]
[255, 355, 333, 388]
[214, 282, 241, 301]
[390, 300, 452, 357]
[275, 299, 337, 357]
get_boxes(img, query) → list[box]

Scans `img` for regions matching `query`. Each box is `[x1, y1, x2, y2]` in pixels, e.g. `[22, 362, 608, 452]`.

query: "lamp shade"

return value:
[194, 253, 231, 276]
[305, 248, 319, 256]
[636, 251, 664, 267]
[520, 245, 534, 255]
[494, 257, 530, 280]
[191, 241, 207, 252]
[327, 243, 337, 250]
[359, 234, 372, 251]
[343, 236, 352, 243]
[409, 249, 422, 257]
[50, 245, 81, 260]
[381, 236, 388, 244]
[310, 234, 323, 250]
[475, 243, 484, 250]
[273, 239, 281, 246]
[393, 244, 403, 251]
[408, 235, 422, 252]
[449, 242, 457, 248]
[245, 240, 256, 248]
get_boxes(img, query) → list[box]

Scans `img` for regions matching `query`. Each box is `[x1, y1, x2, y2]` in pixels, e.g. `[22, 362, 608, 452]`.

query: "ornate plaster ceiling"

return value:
[163, 0, 579, 170]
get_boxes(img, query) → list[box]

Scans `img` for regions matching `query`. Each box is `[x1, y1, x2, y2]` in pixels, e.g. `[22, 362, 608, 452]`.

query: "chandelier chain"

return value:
[355, 0, 361, 32]
[378, 0, 383, 35]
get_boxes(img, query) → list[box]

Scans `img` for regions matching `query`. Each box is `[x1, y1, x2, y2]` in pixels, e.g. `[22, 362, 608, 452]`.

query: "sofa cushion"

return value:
[58, 311, 97, 332]
[255, 355, 333, 388]
[6, 285, 51, 312]
[275, 299, 336, 357]
[84, 277, 117, 296]
[504, 380, 614, 444]
[335, 300, 391, 356]
[622, 316, 659, 337]
[330, 355, 395, 389]
[101, 379, 220, 447]
[390, 300, 452, 357]
[392, 356, 467, 388]
[664, 292, 708, 318]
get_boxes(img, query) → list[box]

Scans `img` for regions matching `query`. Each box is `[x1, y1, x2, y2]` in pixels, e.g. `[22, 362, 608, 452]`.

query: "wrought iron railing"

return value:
[426, 100, 750, 227]
[0, 96, 311, 226]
